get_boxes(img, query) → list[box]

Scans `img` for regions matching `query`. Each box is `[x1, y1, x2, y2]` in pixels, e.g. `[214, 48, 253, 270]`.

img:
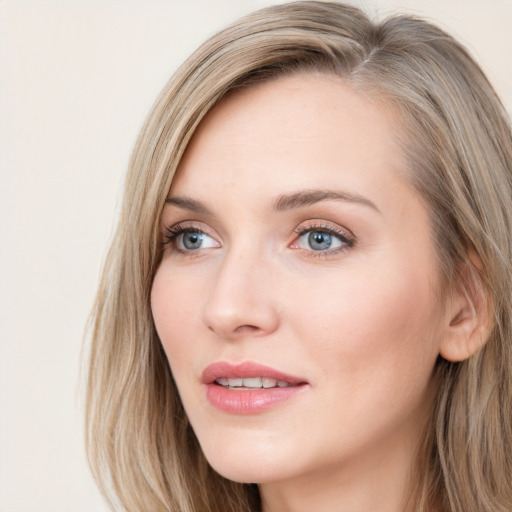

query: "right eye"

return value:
[177, 230, 218, 251]
[163, 226, 220, 252]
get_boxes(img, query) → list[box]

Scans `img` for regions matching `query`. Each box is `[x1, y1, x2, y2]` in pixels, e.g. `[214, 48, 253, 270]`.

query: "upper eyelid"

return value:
[161, 222, 208, 241]
[163, 220, 213, 234]
[293, 221, 355, 240]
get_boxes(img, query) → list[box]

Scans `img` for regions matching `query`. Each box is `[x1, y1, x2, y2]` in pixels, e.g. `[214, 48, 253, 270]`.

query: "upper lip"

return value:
[201, 361, 307, 385]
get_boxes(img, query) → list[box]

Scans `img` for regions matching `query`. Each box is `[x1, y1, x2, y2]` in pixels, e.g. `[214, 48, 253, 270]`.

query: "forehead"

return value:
[170, 72, 409, 208]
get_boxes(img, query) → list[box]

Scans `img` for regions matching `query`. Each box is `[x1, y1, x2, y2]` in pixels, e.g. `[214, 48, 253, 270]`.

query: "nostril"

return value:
[234, 325, 261, 334]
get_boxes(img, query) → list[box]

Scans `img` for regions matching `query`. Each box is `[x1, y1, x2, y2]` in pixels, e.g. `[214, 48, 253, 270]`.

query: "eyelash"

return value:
[162, 223, 207, 248]
[293, 223, 355, 258]
[161, 222, 355, 257]
[163, 224, 192, 244]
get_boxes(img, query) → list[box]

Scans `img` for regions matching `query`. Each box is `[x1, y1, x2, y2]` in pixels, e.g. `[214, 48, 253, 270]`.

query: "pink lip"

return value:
[202, 361, 306, 384]
[202, 361, 308, 415]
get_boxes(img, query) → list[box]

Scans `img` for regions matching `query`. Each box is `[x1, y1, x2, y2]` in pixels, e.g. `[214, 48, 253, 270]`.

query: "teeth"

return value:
[214, 377, 293, 388]
[243, 377, 262, 387]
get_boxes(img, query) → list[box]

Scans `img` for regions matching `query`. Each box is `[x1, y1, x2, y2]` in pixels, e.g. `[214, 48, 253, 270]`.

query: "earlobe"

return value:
[439, 255, 492, 363]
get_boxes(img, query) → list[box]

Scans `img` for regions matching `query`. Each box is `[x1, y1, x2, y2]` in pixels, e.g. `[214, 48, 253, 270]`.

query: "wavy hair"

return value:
[86, 2, 512, 511]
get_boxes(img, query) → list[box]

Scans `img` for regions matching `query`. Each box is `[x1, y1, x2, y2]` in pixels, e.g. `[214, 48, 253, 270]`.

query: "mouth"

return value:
[202, 361, 308, 414]
[202, 360, 307, 386]
[213, 377, 299, 389]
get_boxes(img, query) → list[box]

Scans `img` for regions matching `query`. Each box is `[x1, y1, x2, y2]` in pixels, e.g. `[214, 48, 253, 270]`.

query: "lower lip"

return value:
[206, 383, 307, 414]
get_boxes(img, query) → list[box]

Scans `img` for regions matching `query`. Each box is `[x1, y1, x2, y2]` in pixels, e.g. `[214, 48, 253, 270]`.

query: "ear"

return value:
[439, 252, 493, 362]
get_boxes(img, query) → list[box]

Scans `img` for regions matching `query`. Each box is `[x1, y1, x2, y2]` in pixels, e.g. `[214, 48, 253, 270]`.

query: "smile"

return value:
[203, 362, 308, 414]
[214, 377, 297, 389]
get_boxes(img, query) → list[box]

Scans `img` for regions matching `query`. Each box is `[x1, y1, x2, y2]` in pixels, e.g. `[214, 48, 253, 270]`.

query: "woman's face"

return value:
[151, 73, 447, 492]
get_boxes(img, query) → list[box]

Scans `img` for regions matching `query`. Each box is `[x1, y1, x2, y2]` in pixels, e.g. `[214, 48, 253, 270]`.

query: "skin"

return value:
[151, 73, 461, 512]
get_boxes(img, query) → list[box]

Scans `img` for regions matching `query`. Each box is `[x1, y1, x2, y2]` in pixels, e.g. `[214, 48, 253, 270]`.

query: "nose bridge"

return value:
[202, 241, 279, 339]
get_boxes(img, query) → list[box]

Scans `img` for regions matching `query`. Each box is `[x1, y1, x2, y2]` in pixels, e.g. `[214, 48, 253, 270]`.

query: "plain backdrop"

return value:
[1, 1, 511, 511]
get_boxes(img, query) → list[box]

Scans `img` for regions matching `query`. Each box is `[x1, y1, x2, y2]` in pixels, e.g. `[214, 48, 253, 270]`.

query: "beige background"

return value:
[1, 1, 510, 511]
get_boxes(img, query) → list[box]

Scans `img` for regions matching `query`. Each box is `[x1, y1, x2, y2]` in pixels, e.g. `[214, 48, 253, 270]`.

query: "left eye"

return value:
[176, 231, 218, 251]
[297, 230, 345, 251]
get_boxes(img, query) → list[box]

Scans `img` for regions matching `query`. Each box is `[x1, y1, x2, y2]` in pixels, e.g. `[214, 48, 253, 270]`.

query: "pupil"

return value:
[183, 232, 202, 249]
[308, 231, 331, 250]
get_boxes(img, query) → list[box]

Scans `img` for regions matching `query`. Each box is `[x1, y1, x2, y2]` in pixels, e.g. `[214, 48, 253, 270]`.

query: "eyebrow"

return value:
[165, 188, 381, 215]
[165, 196, 213, 215]
[273, 189, 381, 213]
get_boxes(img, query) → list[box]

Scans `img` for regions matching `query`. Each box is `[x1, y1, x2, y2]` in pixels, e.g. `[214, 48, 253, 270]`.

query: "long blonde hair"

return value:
[86, 2, 512, 511]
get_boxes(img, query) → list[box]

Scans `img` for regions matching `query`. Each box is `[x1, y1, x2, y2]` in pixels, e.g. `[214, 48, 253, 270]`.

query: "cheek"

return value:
[284, 256, 441, 388]
[151, 267, 201, 377]
[274, 263, 442, 463]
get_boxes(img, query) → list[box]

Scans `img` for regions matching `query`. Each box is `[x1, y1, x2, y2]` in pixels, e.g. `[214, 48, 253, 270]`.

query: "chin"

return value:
[208, 461, 266, 484]
[198, 433, 295, 484]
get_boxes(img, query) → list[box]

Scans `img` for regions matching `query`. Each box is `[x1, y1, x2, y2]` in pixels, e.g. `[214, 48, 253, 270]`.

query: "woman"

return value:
[86, 2, 512, 511]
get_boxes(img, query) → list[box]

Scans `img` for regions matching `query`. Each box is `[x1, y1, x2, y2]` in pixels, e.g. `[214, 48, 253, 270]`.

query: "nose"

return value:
[202, 249, 280, 340]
